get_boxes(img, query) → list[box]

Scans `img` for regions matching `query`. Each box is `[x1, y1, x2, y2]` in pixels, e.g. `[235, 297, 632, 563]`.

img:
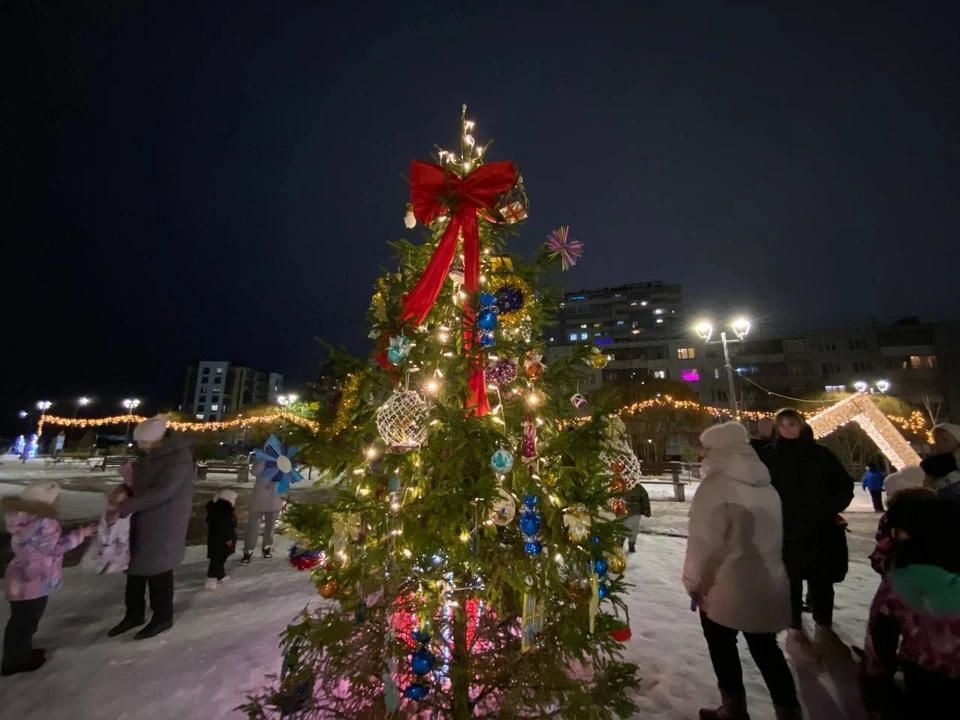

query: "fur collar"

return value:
[1, 495, 60, 519]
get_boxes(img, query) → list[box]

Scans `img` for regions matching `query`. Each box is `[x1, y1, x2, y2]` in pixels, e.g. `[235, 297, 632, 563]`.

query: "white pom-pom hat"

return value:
[700, 421, 749, 450]
[21, 480, 62, 507]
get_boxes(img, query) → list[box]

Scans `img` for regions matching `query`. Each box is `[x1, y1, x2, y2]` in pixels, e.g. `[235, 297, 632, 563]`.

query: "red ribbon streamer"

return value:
[400, 159, 517, 416]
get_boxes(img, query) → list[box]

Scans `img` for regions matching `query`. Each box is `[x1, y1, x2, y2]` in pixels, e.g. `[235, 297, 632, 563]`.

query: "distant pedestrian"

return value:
[862, 462, 886, 512]
[684, 422, 800, 720]
[241, 466, 283, 564]
[2, 481, 95, 676]
[205, 490, 237, 590]
[621, 482, 651, 553]
[108, 418, 195, 641]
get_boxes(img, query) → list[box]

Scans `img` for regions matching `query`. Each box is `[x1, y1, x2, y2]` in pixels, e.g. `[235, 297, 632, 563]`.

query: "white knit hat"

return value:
[133, 417, 168, 443]
[21, 480, 62, 507]
[932, 423, 960, 445]
[217, 489, 238, 507]
[884, 466, 926, 497]
[700, 421, 749, 450]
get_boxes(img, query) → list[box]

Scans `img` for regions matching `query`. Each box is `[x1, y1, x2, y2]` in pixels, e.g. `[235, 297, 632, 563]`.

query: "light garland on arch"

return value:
[37, 410, 319, 435]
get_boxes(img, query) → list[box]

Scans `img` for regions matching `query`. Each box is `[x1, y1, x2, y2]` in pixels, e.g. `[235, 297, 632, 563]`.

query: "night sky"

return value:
[3, 2, 957, 428]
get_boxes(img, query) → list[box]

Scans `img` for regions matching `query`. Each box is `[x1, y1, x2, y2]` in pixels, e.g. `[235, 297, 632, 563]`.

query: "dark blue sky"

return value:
[3, 1, 957, 424]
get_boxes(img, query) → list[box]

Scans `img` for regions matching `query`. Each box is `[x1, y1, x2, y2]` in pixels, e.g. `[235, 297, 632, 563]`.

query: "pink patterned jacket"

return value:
[3, 498, 87, 602]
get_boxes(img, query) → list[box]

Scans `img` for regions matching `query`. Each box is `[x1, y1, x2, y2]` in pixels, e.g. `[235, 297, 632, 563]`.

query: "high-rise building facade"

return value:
[182, 361, 284, 421]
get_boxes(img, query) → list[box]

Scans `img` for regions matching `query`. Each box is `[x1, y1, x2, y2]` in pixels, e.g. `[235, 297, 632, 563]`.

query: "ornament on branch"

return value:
[318, 578, 340, 599]
[497, 175, 529, 224]
[521, 592, 545, 653]
[448, 260, 465, 287]
[546, 225, 583, 271]
[288, 546, 324, 572]
[254, 434, 304, 494]
[376, 391, 429, 452]
[490, 488, 516, 526]
[607, 546, 627, 575]
[588, 347, 610, 369]
[601, 416, 645, 489]
[490, 448, 515, 474]
[386, 334, 412, 366]
[563, 505, 592, 543]
[524, 351, 546, 381]
[484, 358, 518, 387]
[570, 393, 587, 409]
[521, 414, 538, 473]
[403, 630, 434, 701]
[520, 494, 543, 556]
[330, 512, 361, 556]
[476, 292, 499, 348]
[403, 202, 416, 229]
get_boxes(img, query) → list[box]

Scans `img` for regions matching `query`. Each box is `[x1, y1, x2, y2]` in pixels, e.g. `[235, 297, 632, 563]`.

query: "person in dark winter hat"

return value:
[860, 493, 960, 719]
[861, 462, 886, 512]
[2, 482, 96, 676]
[205, 490, 237, 590]
[762, 408, 854, 665]
[108, 418, 195, 641]
[684, 422, 801, 720]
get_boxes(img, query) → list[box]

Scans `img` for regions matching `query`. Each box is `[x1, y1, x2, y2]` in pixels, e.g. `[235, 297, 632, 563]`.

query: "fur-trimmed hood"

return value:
[2, 495, 60, 519]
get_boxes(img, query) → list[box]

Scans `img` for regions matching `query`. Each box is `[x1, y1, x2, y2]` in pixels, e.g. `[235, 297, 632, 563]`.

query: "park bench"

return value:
[196, 460, 250, 482]
[90, 455, 137, 472]
[638, 462, 690, 502]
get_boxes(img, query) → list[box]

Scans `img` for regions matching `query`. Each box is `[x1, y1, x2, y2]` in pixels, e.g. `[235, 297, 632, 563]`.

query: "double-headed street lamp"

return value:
[694, 318, 751, 418]
[122, 398, 141, 447]
[854, 379, 891, 394]
[277, 394, 299, 408]
[36, 400, 53, 436]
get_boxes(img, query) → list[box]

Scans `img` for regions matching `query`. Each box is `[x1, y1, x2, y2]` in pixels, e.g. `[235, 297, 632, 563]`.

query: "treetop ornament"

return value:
[254, 434, 304, 494]
[399, 105, 524, 416]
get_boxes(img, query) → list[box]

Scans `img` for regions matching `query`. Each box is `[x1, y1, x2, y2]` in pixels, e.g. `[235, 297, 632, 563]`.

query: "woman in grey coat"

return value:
[241, 467, 283, 564]
[109, 418, 195, 640]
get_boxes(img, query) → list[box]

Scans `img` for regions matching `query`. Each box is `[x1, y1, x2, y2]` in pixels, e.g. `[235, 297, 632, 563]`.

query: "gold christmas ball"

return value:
[590, 352, 609, 370]
[525, 362, 545, 381]
[318, 579, 340, 599]
[607, 549, 627, 575]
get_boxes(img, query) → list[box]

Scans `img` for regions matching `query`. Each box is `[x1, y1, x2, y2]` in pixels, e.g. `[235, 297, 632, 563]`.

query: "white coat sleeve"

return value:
[682, 481, 729, 598]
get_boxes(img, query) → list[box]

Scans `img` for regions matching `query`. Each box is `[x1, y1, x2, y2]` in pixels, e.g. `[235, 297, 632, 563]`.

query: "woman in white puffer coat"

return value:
[683, 422, 802, 720]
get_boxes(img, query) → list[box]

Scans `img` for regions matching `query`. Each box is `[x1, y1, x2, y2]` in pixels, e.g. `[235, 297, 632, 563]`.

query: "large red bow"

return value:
[401, 159, 517, 416]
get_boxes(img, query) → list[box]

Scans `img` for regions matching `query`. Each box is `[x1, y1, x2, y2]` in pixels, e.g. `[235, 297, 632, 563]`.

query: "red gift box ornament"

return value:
[401, 158, 518, 417]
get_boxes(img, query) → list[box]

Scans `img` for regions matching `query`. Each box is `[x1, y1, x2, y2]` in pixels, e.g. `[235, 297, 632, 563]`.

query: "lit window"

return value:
[677, 347, 696, 360]
[216, 367, 224, 374]
[653, 308, 665, 315]
[681, 368, 700, 382]
[579, 332, 588, 340]
[580, 324, 587, 329]
[714, 369, 720, 379]
[656, 318, 664, 324]
[653, 370, 667, 379]
[641, 301, 648, 306]
[630, 302, 637, 307]
[617, 320, 625, 325]
[210, 404, 219, 411]
[549, 337, 555, 342]
[569, 333, 578, 342]
[824, 385, 846, 393]
[196, 414, 204, 420]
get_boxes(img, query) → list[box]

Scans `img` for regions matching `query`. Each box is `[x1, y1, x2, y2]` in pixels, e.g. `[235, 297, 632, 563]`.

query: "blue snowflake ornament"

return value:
[254, 433, 304, 494]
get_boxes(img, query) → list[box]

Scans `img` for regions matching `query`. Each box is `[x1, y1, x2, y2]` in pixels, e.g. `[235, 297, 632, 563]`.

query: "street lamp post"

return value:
[122, 398, 141, 448]
[36, 400, 52, 437]
[277, 394, 298, 440]
[694, 319, 751, 418]
[68, 396, 92, 448]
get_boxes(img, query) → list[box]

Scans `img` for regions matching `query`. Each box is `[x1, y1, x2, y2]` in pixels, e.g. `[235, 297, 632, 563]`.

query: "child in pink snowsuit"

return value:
[2, 481, 95, 676]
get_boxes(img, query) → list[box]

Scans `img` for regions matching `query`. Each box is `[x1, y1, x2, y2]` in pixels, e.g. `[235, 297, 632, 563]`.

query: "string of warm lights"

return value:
[37, 410, 320, 435]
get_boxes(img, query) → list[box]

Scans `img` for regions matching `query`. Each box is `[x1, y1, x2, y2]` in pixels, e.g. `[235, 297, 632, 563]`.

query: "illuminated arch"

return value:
[807, 393, 920, 468]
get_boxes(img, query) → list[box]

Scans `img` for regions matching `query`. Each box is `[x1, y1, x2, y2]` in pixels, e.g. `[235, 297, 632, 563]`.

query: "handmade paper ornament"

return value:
[484, 358, 518, 387]
[330, 512, 361, 556]
[570, 393, 587, 409]
[318, 579, 340, 599]
[545, 225, 584, 271]
[490, 488, 516, 526]
[524, 352, 546, 380]
[490, 448, 514, 473]
[497, 176, 529, 224]
[563, 505, 592, 543]
[376, 391, 429, 451]
[254, 435, 304, 494]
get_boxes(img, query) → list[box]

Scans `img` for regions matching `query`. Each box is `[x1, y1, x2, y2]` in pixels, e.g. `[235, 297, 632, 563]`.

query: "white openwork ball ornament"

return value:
[489, 488, 516, 526]
[375, 391, 429, 452]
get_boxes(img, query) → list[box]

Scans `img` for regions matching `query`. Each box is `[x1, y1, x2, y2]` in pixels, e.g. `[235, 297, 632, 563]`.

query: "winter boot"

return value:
[1, 650, 46, 677]
[108, 615, 146, 637]
[240, 550, 253, 565]
[262, 545, 273, 559]
[774, 705, 803, 720]
[218, 575, 230, 585]
[628, 542, 636, 553]
[134, 618, 173, 640]
[786, 629, 823, 669]
[699, 691, 750, 720]
[204, 578, 219, 591]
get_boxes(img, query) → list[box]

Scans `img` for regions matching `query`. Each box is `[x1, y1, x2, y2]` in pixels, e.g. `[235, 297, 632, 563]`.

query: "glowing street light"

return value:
[122, 398, 141, 447]
[855, 380, 891, 395]
[37, 400, 52, 412]
[692, 318, 752, 417]
[876, 379, 891, 393]
[277, 394, 299, 407]
[18, 410, 28, 419]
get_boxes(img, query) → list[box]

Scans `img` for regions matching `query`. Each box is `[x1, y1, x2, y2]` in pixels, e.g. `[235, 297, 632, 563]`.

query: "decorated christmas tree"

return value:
[244, 107, 640, 719]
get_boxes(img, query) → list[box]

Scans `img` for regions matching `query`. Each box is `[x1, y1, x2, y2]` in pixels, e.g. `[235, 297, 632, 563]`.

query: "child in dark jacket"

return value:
[622, 483, 651, 553]
[205, 490, 237, 591]
[860, 492, 960, 719]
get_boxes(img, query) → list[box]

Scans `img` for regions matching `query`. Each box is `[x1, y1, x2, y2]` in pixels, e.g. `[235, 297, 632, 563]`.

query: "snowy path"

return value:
[0, 533, 879, 719]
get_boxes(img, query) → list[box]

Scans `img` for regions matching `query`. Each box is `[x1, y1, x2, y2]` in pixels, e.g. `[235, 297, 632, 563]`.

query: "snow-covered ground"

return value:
[0, 533, 880, 719]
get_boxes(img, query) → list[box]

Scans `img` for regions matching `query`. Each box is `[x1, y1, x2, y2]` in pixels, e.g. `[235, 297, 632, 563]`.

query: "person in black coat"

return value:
[756, 409, 854, 660]
[205, 490, 237, 590]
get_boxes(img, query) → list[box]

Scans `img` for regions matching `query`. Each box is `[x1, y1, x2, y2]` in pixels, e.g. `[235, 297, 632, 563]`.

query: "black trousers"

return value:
[207, 555, 227, 580]
[869, 489, 884, 512]
[125, 571, 174, 624]
[788, 570, 834, 629]
[700, 613, 799, 709]
[3, 597, 48, 668]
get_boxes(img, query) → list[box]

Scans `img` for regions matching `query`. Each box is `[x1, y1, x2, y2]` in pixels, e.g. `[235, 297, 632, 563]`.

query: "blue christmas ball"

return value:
[403, 683, 429, 701]
[410, 648, 436, 676]
[477, 309, 499, 331]
[519, 511, 542, 537]
[495, 286, 525, 315]
[589, 535, 600, 545]
[387, 475, 401, 493]
[597, 583, 610, 599]
[387, 347, 406, 366]
[524, 540, 543, 556]
[490, 449, 514, 473]
[411, 629, 432, 645]
[593, 558, 609, 577]
[480, 333, 496, 348]
[480, 292, 498, 309]
[523, 494, 538, 510]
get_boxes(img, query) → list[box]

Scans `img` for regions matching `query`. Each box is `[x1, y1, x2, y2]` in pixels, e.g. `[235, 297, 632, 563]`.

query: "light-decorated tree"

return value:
[244, 107, 640, 719]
